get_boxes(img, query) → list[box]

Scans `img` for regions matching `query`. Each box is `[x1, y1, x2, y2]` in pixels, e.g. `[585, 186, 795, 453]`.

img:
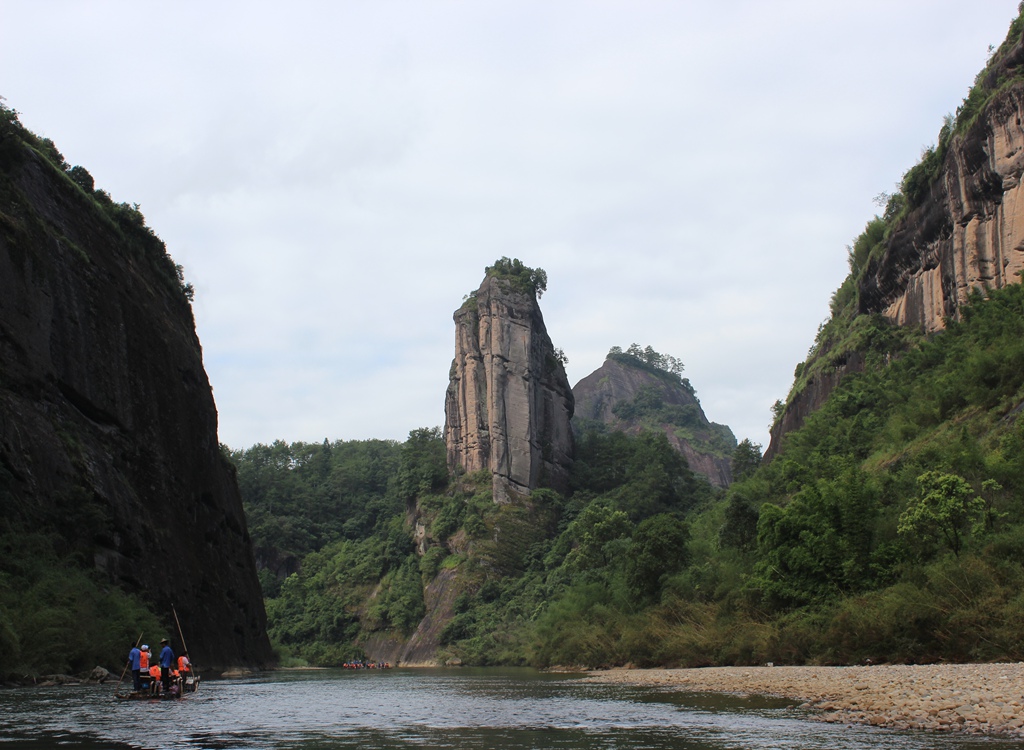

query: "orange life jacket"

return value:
[177, 656, 190, 672]
[150, 665, 161, 680]
[140, 651, 150, 670]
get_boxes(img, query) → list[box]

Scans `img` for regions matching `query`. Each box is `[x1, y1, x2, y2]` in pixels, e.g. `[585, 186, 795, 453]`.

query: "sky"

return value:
[1, 1, 1019, 451]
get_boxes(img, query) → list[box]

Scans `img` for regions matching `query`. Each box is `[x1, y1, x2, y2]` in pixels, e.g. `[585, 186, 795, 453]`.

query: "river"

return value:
[0, 668, 1017, 749]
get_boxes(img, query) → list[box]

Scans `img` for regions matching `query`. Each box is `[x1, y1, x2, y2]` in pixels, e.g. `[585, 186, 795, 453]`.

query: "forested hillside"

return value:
[235, 268, 1024, 668]
[235, 10, 1024, 668]
[232, 421, 718, 665]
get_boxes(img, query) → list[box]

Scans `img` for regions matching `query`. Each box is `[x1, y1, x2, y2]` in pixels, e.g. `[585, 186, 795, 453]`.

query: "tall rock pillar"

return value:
[444, 264, 574, 500]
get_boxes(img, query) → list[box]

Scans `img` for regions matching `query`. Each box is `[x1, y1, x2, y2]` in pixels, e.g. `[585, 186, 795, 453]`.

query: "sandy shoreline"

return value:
[583, 664, 1024, 736]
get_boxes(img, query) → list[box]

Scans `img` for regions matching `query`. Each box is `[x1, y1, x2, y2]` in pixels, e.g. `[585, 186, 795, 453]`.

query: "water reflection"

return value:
[0, 668, 1016, 750]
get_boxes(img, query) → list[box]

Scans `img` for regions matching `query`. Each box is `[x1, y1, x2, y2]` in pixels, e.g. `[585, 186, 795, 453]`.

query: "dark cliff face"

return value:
[0, 140, 272, 668]
[573, 357, 734, 488]
[444, 273, 575, 499]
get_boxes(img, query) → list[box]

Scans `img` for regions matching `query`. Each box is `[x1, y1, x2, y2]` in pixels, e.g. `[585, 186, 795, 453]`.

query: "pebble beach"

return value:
[584, 664, 1024, 736]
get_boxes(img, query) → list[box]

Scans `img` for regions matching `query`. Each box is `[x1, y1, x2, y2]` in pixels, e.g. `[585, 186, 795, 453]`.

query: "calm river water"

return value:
[0, 668, 1018, 750]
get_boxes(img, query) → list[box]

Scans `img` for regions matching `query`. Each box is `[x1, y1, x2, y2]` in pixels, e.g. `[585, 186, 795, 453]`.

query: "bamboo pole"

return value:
[171, 604, 195, 692]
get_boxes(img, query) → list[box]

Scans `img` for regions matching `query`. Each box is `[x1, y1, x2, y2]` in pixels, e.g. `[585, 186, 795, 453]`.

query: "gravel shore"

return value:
[584, 664, 1024, 736]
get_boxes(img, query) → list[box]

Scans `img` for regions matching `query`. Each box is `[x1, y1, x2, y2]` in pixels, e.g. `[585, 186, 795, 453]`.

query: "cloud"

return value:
[1, 0, 1017, 451]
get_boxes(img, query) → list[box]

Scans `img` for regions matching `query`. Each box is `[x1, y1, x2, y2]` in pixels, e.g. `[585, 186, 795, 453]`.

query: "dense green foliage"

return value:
[0, 529, 162, 678]
[0, 457, 164, 677]
[485, 256, 548, 299]
[228, 437, 407, 578]
[230, 432, 450, 664]
[232, 425, 722, 666]
[733, 281, 1024, 662]
[235, 277, 1024, 668]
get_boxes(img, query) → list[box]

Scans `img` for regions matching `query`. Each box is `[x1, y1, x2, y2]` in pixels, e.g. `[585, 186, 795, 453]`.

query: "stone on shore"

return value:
[584, 663, 1024, 737]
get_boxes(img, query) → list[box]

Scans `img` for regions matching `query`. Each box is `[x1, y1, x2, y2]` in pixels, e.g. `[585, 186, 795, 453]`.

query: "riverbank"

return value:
[584, 663, 1024, 736]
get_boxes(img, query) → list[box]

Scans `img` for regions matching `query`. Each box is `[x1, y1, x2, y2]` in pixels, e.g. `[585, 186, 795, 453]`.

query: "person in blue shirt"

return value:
[159, 639, 175, 694]
[127, 644, 143, 691]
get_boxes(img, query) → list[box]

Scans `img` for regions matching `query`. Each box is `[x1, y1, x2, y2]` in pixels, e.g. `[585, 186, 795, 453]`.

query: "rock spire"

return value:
[444, 261, 574, 500]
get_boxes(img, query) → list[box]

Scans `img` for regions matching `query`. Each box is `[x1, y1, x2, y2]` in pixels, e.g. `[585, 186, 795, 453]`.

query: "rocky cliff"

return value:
[768, 19, 1024, 458]
[573, 356, 735, 488]
[0, 114, 272, 669]
[443, 264, 574, 500]
[859, 92, 1024, 331]
[766, 349, 867, 461]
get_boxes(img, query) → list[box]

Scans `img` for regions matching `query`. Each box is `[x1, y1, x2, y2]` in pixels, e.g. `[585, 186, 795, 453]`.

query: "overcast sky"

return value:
[1, 1, 1018, 451]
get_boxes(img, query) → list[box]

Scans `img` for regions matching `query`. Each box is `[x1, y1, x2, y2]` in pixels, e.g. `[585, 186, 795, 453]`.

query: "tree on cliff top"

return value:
[485, 257, 547, 298]
[606, 345, 690, 393]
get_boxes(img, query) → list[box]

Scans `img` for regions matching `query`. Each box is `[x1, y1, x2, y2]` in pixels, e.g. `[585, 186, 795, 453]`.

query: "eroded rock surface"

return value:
[770, 55, 1024, 457]
[860, 88, 1024, 331]
[444, 273, 574, 500]
[573, 357, 734, 488]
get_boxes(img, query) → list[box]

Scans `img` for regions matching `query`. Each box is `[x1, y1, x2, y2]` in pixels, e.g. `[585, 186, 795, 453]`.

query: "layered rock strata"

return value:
[860, 84, 1024, 331]
[770, 48, 1024, 457]
[444, 273, 574, 499]
[0, 142, 272, 668]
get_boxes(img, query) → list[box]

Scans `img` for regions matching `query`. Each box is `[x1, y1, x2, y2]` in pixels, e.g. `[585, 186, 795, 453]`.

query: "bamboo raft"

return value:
[113, 605, 200, 702]
[115, 676, 200, 701]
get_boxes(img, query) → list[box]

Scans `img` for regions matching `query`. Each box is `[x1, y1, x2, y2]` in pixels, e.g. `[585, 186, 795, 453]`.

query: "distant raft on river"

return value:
[342, 661, 391, 670]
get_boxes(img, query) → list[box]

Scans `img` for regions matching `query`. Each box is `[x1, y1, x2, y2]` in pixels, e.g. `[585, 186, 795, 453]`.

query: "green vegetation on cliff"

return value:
[725, 280, 1024, 662]
[577, 344, 736, 463]
[484, 256, 548, 299]
[234, 285, 1024, 667]
[239, 190, 1024, 672]
[232, 426, 720, 666]
[607, 343, 686, 383]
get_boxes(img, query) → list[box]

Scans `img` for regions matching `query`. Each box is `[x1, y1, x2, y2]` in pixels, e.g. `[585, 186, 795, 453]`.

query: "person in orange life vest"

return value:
[177, 652, 191, 687]
[149, 664, 162, 695]
[139, 645, 151, 686]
